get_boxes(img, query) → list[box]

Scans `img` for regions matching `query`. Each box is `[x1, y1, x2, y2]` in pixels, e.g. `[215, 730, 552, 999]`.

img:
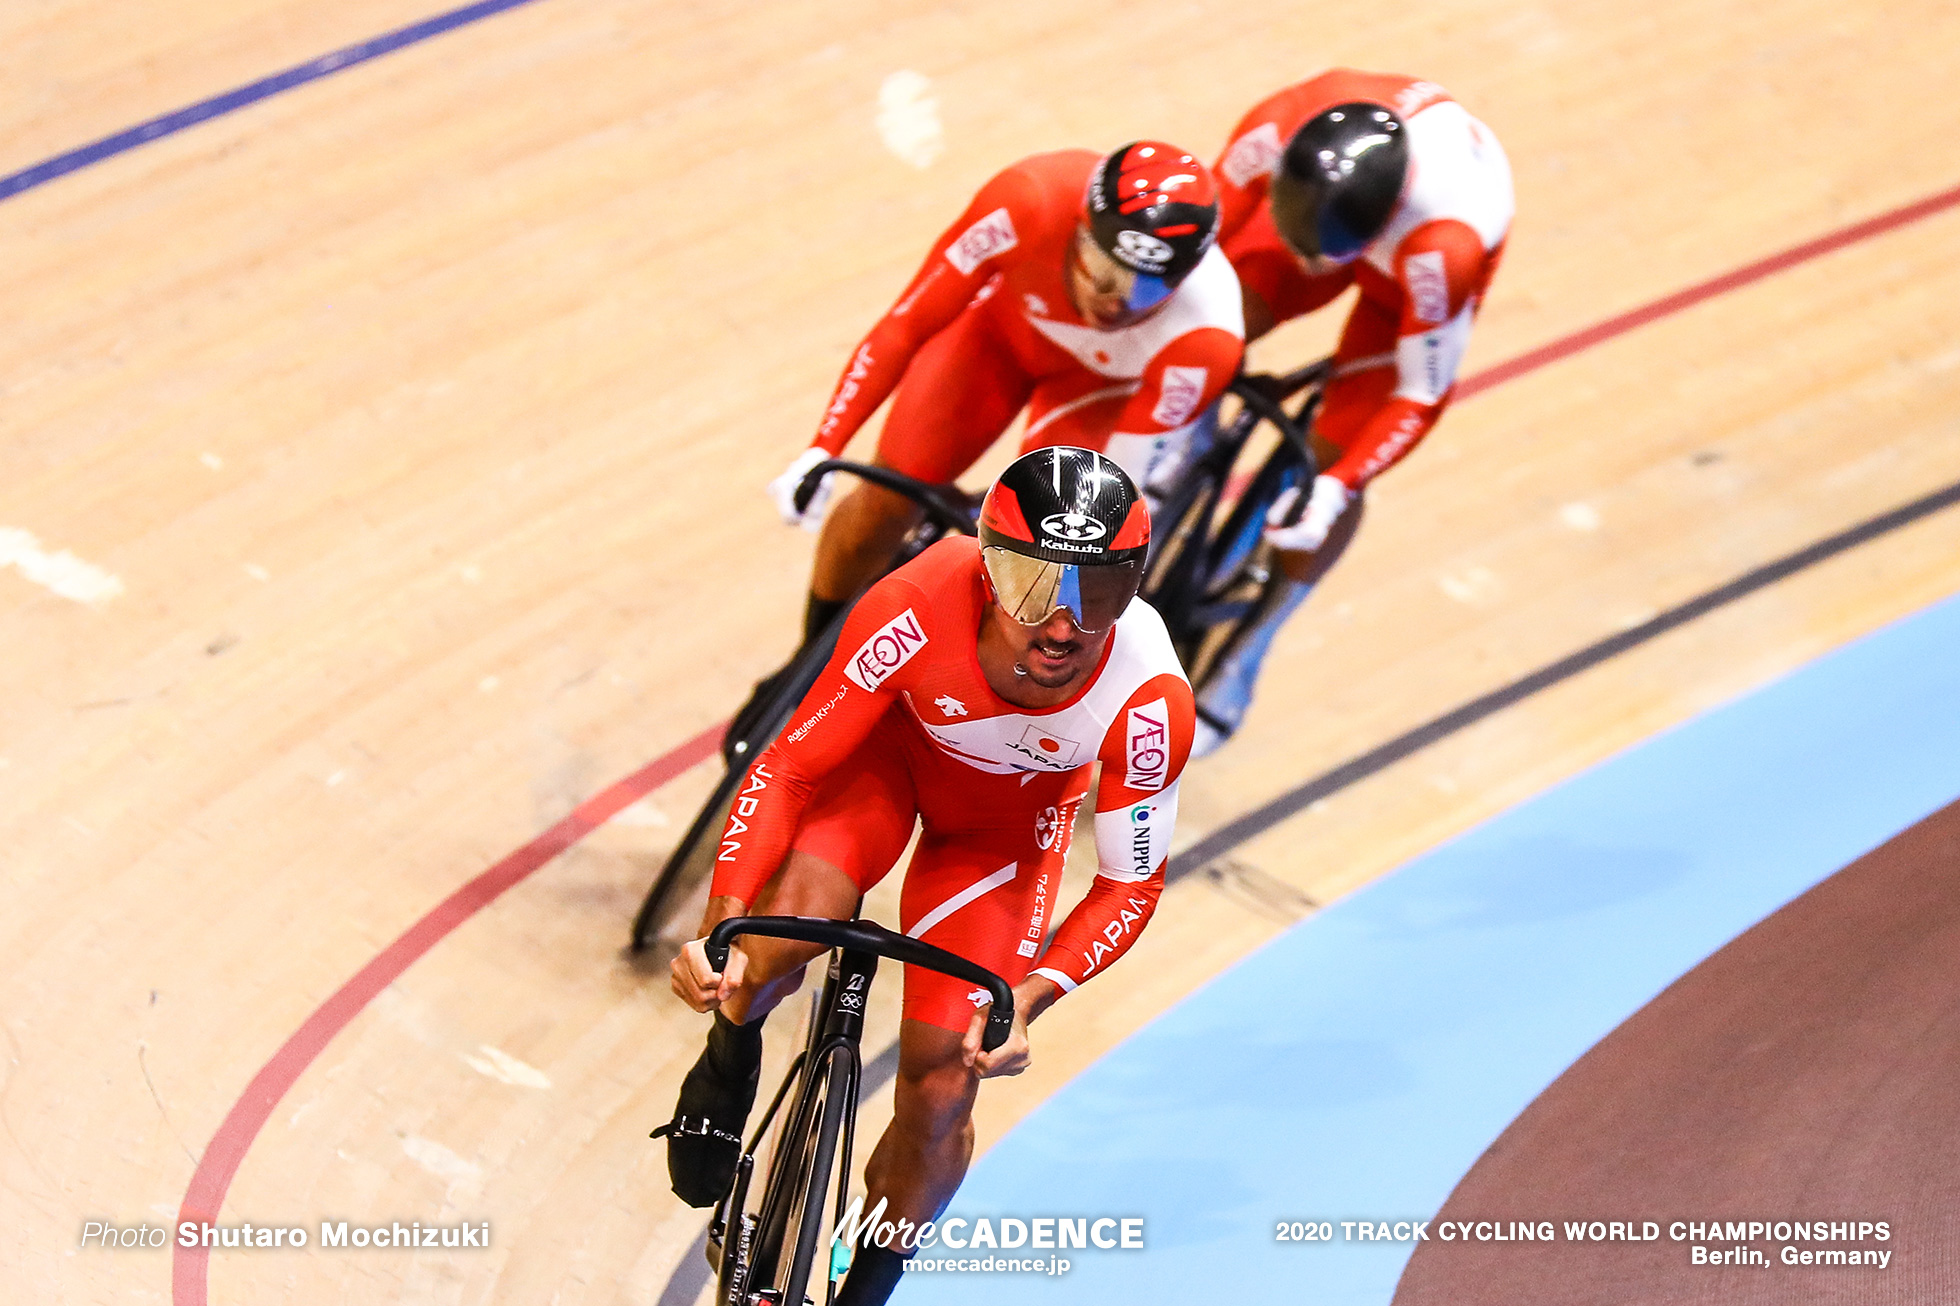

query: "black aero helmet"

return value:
[1269, 102, 1409, 263]
[978, 446, 1150, 633]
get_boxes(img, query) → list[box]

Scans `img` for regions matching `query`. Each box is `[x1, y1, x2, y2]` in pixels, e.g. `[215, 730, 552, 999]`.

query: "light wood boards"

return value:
[3, 0, 1958, 1300]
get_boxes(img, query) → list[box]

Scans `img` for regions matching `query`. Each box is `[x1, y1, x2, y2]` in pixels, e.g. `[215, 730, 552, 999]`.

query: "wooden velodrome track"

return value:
[5, 0, 1960, 1300]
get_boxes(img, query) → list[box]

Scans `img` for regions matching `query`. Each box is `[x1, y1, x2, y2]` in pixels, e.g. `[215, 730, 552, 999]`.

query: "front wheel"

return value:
[763, 1044, 855, 1306]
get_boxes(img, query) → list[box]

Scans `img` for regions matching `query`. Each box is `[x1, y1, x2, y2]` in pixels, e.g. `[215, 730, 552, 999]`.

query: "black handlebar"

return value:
[794, 460, 977, 537]
[1225, 359, 1329, 473]
[1225, 359, 1331, 528]
[706, 915, 1015, 1052]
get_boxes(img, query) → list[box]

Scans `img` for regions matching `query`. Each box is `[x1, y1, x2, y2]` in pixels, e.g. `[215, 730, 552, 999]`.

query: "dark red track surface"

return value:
[1393, 799, 1960, 1304]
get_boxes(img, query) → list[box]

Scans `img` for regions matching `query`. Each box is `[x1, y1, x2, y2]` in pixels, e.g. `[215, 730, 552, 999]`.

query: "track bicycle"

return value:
[1139, 357, 1329, 698]
[673, 914, 1014, 1306]
[627, 467, 978, 953]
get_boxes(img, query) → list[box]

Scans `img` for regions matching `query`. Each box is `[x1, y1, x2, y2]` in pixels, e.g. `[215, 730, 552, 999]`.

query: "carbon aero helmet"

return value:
[1081, 141, 1221, 313]
[978, 446, 1150, 634]
[1269, 102, 1410, 263]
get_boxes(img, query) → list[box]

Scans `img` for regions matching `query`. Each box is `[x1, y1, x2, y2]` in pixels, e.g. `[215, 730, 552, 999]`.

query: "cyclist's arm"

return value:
[705, 575, 934, 907]
[1322, 219, 1495, 489]
[1031, 673, 1195, 996]
[811, 166, 1042, 456]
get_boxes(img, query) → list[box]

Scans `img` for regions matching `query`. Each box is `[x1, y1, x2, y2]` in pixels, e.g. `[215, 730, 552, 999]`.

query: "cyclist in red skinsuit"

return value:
[763, 142, 1244, 655]
[665, 449, 1194, 1306]
[1190, 69, 1514, 753]
[710, 530, 1193, 1023]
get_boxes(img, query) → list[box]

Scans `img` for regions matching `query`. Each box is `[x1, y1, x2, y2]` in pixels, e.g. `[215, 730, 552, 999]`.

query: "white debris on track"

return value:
[0, 527, 123, 604]
[878, 70, 943, 169]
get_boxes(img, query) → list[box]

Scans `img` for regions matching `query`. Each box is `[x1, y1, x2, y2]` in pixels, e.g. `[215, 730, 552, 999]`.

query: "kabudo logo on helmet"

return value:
[1040, 512, 1107, 543]
[1113, 229, 1174, 272]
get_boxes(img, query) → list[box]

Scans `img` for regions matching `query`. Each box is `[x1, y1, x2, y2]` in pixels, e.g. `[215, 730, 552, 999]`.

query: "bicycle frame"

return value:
[1141, 360, 1331, 688]
[703, 916, 1013, 1306]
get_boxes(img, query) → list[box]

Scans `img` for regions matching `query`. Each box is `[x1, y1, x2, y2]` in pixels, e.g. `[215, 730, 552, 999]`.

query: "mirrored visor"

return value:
[982, 546, 1143, 634]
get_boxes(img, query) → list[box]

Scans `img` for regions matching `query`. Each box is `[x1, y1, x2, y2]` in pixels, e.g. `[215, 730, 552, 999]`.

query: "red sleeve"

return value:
[1111, 327, 1243, 436]
[1213, 89, 1299, 246]
[811, 164, 1043, 455]
[707, 574, 936, 903]
[1034, 671, 1194, 993]
[1324, 220, 1498, 488]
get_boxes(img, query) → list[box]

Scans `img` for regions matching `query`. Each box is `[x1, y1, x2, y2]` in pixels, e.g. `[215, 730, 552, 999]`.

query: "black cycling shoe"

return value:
[652, 1012, 764, 1207]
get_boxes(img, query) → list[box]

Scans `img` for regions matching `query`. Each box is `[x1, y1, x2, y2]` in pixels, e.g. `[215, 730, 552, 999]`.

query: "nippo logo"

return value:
[1125, 697, 1169, 790]
[1040, 512, 1106, 543]
[1113, 228, 1173, 272]
[844, 607, 928, 692]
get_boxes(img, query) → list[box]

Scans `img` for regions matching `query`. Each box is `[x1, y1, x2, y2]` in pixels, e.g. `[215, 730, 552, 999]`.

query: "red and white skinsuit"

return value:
[710, 538, 1196, 1031]
[1216, 70, 1514, 491]
[809, 151, 1245, 489]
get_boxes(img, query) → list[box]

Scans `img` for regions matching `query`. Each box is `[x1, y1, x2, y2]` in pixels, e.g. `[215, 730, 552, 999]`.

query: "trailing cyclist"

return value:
[734, 141, 1243, 741]
[1192, 69, 1514, 754]
[660, 446, 1195, 1305]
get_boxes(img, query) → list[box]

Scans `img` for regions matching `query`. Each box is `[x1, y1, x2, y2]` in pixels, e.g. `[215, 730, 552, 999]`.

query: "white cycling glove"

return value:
[1263, 474, 1353, 553]
[767, 446, 835, 532]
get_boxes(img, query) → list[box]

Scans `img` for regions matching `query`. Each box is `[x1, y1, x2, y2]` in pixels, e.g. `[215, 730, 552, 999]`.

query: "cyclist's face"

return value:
[1067, 227, 1153, 329]
[986, 601, 1109, 691]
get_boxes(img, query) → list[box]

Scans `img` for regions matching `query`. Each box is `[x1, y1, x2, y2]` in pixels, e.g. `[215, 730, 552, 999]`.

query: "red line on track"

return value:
[171, 723, 721, 1304]
[1457, 181, 1960, 399]
[170, 178, 1960, 1304]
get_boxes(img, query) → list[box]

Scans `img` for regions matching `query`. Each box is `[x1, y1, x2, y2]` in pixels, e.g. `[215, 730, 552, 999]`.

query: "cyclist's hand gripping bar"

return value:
[705, 915, 1016, 1052]
[794, 460, 977, 538]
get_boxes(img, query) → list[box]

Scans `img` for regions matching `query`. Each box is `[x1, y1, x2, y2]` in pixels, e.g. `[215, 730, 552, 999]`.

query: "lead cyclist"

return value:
[657, 447, 1195, 1305]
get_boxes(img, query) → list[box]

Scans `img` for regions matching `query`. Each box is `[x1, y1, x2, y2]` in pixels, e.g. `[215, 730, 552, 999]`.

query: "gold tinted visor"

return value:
[982, 546, 1143, 634]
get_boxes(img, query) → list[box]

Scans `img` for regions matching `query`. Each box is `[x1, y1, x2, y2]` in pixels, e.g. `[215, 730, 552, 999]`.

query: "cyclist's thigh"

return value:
[789, 711, 919, 895]
[876, 307, 1035, 484]
[895, 763, 1086, 1033]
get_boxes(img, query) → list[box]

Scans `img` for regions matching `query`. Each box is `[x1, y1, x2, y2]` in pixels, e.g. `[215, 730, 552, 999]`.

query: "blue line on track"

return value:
[904, 588, 1960, 1305]
[0, 0, 550, 203]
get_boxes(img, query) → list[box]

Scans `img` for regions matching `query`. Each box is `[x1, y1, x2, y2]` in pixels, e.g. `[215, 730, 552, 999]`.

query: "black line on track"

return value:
[1166, 474, 1960, 884]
